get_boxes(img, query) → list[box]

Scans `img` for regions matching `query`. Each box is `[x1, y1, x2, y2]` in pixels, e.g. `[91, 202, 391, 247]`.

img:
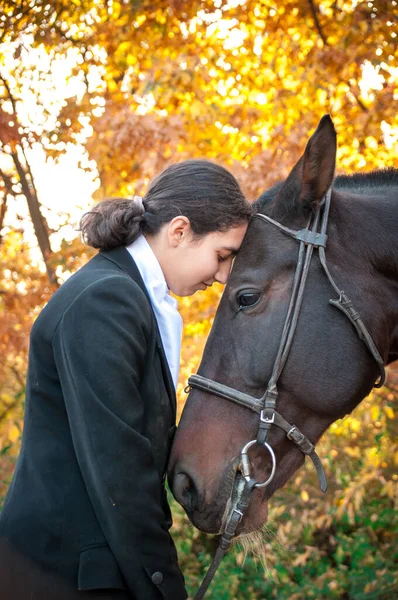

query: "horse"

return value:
[168, 115, 398, 541]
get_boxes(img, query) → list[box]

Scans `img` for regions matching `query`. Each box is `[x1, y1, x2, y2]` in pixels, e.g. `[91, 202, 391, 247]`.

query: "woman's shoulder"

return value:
[38, 252, 152, 330]
[63, 260, 147, 306]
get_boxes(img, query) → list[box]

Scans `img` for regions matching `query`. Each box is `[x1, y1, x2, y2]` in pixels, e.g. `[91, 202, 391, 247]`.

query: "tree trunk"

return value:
[0, 169, 11, 245]
[11, 151, 58, 286]
[1, 73, 58, 286]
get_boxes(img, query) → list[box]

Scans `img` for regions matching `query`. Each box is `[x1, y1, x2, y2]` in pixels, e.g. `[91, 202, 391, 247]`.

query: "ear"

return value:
[167, 216, 191, 247]
[300, 114, 336, 209]
[276, 115, 336, 214]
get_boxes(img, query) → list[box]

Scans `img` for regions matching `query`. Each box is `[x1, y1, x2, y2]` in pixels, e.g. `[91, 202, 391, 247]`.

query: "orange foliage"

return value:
[0, 0, 397, 482]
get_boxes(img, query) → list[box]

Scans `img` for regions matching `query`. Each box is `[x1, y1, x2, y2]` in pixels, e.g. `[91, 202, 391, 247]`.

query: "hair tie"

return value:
[132, 195, 145, 215]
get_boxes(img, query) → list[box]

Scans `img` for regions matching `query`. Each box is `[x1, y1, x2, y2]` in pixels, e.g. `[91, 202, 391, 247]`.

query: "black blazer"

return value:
[0, 248, 187, 600]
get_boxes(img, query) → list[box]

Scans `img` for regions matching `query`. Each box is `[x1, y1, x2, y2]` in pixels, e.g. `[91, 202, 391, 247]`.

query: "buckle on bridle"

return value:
[232, 508, 244, 523]
[287, 425, 299, 441]
[260, 410, 275, 424]
[295, 228, 327, 247]
[287, 425, 315, 455]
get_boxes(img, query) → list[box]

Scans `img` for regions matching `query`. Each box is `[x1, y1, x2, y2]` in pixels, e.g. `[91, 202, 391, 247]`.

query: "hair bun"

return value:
[132, 195, 145, 214]
[80, 197, 145, 250]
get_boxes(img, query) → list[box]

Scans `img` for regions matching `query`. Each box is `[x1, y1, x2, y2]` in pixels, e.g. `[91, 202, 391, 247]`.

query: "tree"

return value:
[2, 1, 397, 201]
[0, 74, 57, 284]
[0, 3, 397, 593]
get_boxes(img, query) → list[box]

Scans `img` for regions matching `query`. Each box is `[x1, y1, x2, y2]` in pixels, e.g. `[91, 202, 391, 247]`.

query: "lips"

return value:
[198, 282, 213, 291]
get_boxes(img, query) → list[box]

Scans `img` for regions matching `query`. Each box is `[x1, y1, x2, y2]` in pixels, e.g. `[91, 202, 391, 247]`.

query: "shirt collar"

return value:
[125, 234, 182, 390]
[125, 235, 169, 304]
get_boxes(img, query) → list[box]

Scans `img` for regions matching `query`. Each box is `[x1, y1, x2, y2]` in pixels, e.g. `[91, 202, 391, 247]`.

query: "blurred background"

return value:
[0, 1, 397, 598]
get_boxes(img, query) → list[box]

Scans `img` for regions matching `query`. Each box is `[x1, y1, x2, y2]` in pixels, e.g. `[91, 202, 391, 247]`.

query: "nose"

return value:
[171, 472, 198, 514]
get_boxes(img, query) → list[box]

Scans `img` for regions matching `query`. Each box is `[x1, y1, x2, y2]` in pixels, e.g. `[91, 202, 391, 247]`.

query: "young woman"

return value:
[0, 160, 252, 599]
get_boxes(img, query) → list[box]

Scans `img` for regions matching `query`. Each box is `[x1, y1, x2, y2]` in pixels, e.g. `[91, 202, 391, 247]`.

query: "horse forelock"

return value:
[253, 180, 307, 222]
[254, 180, 300, 216]
[255, 181, 283, 209]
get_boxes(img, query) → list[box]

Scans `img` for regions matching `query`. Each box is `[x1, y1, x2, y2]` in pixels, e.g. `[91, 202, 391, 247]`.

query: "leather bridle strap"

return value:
[316, 189, 385, 386]
[194, 478, 257, 600]
[189, 193, 330, 492]
[187, 374, 328, 492]
[189, 187, 385, 599]
[253, 190, 385, 387]
[254, 204, 323, 448]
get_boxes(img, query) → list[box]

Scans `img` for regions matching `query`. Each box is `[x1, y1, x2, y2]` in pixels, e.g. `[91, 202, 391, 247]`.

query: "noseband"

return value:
[188, 188, 386, 599]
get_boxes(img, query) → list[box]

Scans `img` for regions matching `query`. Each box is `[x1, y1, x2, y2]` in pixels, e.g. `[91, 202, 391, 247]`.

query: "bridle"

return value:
[187, 188, 386, 599]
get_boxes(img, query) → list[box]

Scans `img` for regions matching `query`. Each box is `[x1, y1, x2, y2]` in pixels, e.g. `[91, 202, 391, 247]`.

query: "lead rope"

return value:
[194, 479, 257, 600]
[194, 419, 277, 598]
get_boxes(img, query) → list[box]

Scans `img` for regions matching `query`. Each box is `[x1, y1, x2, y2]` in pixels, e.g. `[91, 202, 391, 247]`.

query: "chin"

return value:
[179, 288, 194, 297]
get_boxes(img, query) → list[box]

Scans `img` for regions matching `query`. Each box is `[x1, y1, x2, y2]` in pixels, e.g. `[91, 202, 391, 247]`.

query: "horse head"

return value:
[169, 115, 398, 536]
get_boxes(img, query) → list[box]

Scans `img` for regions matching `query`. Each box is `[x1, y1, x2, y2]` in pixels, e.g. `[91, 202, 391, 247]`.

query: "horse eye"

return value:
[237, 291, 261, 309]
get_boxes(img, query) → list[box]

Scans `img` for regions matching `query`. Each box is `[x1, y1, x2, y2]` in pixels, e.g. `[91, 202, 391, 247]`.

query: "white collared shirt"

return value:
[126, 235, 183, 389]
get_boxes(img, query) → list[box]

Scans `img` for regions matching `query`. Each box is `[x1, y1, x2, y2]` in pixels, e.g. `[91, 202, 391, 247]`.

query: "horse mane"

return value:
[334, 167, 398, 191]
[255, 168, 398, 214]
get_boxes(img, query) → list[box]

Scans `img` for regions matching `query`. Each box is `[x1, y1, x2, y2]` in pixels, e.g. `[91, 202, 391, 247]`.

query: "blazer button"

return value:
[151, 571, 163, 585]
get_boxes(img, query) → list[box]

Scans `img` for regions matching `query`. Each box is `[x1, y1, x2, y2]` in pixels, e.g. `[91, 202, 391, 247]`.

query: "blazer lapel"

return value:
[100, 247, 177, 419]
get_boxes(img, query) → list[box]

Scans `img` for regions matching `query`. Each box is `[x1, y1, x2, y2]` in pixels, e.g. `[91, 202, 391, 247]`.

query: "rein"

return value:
[188, 188, 386, 600]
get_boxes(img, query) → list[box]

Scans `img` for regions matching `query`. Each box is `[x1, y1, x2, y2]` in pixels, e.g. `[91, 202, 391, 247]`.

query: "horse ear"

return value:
[275, 115, 336, 215]
[300, 114, 336, 209]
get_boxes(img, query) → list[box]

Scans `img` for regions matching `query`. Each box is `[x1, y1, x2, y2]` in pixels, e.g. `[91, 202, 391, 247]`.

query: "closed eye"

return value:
[218, 254, 232, 263]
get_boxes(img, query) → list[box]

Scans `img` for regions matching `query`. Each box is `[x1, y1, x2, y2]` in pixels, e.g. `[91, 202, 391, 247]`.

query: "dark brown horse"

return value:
[168, 116, 398, 537]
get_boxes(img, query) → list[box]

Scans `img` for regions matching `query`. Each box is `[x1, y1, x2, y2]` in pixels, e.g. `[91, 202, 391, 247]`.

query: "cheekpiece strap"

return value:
[309, 450, 328, 493]
[257, 388, 278, 444]
[273, 414, 328, 492]
[329, 294, 385, 387]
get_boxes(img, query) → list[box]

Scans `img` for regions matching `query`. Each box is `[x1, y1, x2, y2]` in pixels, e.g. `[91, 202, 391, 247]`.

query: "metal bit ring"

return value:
[241, 439, 277, 488]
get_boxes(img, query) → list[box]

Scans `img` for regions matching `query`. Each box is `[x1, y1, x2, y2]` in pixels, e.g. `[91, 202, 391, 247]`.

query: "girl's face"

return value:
[161, 221, 249, 297]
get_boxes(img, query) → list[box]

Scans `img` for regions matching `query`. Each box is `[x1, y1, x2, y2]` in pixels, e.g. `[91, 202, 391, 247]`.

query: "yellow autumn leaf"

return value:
[371, 406, 380, 421]
[344, 446, 361, 458]
[8, 425, 20, 443]
[301, 490, 309, 502]
[383, 406, 395, 419]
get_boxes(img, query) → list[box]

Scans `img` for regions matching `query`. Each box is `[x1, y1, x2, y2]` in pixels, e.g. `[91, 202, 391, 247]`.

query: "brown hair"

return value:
[80, 160, 253, 251]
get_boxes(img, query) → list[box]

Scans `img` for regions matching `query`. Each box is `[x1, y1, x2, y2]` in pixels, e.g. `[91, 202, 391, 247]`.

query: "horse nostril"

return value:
[172, 472, 197, 513]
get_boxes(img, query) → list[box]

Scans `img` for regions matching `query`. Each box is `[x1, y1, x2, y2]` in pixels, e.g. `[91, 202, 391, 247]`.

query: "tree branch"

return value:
[0, 72, 18, 115]
[0, 168, 12, 244]
[307, 0, 328, 46]
[0, 398, 20, 423]
[20, 143, 41, 206]
[0, 73, 59, 286]
[306, 3, 369, 114]
[351, 90, 369, 113]
[11, 150, 58, 286]
[0, 3, 36, 44]
[10, 365, 25, 389]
